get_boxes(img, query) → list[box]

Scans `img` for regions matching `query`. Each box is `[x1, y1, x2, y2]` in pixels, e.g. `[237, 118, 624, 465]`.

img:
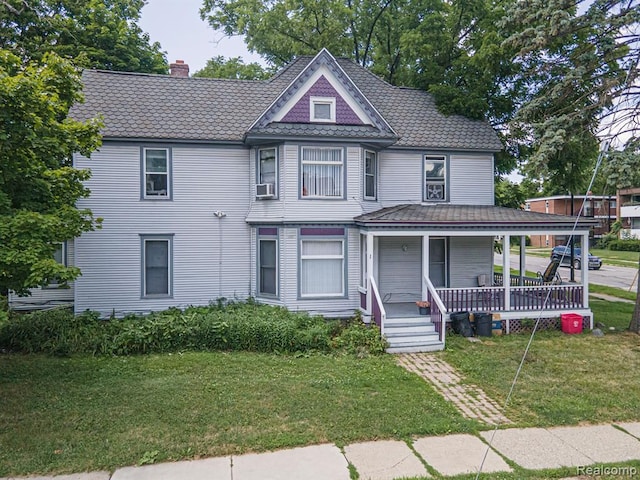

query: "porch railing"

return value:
[369, 276, 386, 337]
[435, 284, 585, 313]
[493, 272, 544, 287]
[424, 275, 447, 345]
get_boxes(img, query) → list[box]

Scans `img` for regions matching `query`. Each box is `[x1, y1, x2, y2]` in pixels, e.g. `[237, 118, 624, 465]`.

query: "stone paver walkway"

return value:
[396, 353, 512, 425]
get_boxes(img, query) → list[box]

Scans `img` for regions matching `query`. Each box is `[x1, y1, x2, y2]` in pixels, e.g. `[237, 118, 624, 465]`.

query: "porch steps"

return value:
[384, 316, 444, 353]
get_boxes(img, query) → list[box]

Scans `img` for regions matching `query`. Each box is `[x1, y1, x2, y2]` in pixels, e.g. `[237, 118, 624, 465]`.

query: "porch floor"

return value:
[384, 302, 423, 318]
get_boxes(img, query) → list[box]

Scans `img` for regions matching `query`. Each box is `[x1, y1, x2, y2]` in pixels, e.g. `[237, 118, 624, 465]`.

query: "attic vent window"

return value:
[310, 96, 336, 123]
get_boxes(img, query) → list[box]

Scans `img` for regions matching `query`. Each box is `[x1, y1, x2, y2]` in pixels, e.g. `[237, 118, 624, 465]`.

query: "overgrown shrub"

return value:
[0, 301, 386, 357]
[608, 239, 640, 252]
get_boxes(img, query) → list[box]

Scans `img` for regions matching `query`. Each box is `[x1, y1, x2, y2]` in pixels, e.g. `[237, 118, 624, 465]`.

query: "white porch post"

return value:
[519, 235, 526, 286]
[582, 232, 589, 308]
[503, 234, 511, 311]
[366, 233, 374, 315]
[422, 235, 430, 300]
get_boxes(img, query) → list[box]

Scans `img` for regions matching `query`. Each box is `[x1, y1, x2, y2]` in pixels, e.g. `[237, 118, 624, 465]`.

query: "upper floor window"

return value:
[301, 147, 344, 198]
[143, 148, 171, 199]
[310, 96, 336, 123]
[364, 150, 377, 200]
[257, 147, 277, 197]
[424, 155, 446, 202]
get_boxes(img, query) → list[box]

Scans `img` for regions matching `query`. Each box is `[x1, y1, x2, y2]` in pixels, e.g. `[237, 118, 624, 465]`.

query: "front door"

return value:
[429, 238, 447, 287]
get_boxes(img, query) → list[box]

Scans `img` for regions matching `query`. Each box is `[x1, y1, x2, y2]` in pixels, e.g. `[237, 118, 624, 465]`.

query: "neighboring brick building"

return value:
[525, 195, 616, 247]
[617, 187, 640, 238]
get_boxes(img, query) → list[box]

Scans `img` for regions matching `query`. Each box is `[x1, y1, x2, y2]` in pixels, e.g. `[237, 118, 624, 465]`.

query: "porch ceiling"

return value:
[354, 204, 599, 230]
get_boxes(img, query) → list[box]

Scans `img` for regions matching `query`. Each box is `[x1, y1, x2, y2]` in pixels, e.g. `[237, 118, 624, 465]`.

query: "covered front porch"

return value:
[354, 204, 597, 353]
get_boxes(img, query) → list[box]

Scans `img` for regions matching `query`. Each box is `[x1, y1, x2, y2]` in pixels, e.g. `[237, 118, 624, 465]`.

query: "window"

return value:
[258, 229, 278, 296]
[364, 150, 377, 200]
[142, 236, 172, 297]
[632, 218, 640, 229]
[45, 242, 67, 288]
[310, 96, 336, 122]
[424, 155, 446, 201]
[300, 237, 345, 297]
[143, 148, 170, 198]
[258, 147, 277, 194]
[301, 147, 343, 198]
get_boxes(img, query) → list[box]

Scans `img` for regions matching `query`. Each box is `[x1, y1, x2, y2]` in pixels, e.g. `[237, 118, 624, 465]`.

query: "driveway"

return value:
[494, 253, 639, 290]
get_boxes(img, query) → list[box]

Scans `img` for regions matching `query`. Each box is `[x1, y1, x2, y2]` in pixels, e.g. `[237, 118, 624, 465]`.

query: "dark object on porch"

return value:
[418, 306, 430, 315]
[537, 259, 562, 285]
[561, 313, 583, 334]
[474, 312, 492, 337]
[451, 311, 473, 337]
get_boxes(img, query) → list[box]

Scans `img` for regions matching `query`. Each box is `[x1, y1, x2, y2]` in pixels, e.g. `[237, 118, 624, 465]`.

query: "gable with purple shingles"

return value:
[280, 76, 363, 125]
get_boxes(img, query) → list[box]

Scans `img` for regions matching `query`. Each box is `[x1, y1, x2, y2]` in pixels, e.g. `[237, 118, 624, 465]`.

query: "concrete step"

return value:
[387, 339, 444, 353]
[385, 331, 443, 353]
[384, 316, 433, 326]
[384, 323, 436, 335]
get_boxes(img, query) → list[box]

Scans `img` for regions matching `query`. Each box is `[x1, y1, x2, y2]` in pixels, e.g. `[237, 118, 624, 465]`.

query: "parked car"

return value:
[551, 245, 602, 270]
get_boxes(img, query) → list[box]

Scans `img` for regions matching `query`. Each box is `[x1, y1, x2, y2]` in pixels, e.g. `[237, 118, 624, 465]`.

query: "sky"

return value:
[138, 0, 265, 74]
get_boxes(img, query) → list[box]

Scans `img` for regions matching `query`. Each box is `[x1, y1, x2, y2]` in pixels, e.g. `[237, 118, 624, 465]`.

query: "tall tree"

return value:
[193, 56, 269, 80]
[0, 0, 167, 73]
[0, 51, 102, 295]
[502, 0, 639, 166]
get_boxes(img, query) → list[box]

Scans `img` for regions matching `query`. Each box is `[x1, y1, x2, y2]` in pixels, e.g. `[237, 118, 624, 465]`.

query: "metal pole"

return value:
[570, 192, 575, 283]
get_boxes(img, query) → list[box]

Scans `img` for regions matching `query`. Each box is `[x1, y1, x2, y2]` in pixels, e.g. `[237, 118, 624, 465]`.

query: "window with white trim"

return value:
[45, 242, 67, 288]
[258, 147, 277, 195]
[310, 96, 336, 122]
[142, 236, 172, 297]
[258, 234, 278, 296]
[364, 150, 377, 200]
[301, 147, 343, 198]
[300, 239, 345, 297]
[143, 148, 170, 198]
[424, 155, 446, 201]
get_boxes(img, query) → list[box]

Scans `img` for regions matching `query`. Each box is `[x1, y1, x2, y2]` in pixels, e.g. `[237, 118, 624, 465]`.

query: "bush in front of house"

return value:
[0, 300, 385, 356]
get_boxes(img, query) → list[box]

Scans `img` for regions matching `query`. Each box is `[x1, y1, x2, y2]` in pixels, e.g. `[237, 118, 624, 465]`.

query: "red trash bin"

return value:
[561, 313, 583, 334]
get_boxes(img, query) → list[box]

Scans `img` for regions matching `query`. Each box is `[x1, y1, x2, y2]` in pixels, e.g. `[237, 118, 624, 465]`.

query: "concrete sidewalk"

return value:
[3, 422, 639, 480]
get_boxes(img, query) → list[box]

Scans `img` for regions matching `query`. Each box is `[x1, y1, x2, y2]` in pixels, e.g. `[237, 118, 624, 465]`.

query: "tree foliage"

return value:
[0, 50, 102, 295]
[193, 56, 270, 80]
[502, 0, 639, 166]
[0, 0, 167, 73]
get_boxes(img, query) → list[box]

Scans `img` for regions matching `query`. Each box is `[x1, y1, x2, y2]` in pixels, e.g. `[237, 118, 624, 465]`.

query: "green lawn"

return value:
[443, 300, 640, 427]
[0, 352, 477, 477]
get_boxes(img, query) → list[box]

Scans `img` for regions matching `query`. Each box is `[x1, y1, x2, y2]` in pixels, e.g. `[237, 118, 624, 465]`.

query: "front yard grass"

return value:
[0, 352, 477, 477]
[443, 300, 640, 427]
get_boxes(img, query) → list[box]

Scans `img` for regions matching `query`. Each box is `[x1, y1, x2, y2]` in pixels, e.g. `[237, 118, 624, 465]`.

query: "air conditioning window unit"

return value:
[256, 183, 275, 198]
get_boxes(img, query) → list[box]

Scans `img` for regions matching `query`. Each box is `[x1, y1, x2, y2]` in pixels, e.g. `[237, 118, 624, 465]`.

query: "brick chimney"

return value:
[170, 60, 189, 78]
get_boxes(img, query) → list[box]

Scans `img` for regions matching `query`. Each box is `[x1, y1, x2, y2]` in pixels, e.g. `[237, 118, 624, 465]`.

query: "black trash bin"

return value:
[474, 312, 492, 337]
[450, 311, 473, 337]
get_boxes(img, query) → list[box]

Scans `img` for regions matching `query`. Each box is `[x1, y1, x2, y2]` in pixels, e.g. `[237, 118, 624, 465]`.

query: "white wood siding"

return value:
[449, 154, 494, 205]
[379, 150, 494, 206]
[448, 236, 494, 287]
[378, 150, 423, 207]
[273, 227, 360, 317]
[246, 144, 367, 223]
[8, 240, 75, 310]
[74, 144, 251, 316]
[378, 237, 422, 303]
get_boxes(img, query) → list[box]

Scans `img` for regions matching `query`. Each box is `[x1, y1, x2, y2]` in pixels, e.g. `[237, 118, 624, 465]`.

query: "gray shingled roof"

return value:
[72, 54, 502, 150]
[247, 122, 397, 142]
[354, 204, 598, 230]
